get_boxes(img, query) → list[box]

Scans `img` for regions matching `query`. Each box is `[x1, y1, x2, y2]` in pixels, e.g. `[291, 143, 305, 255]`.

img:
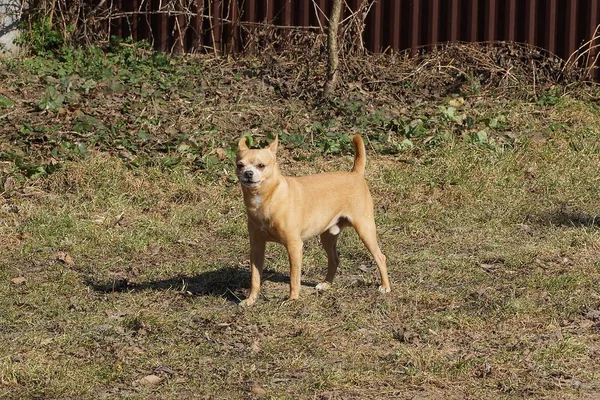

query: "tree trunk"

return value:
[324, 0, 343, 95]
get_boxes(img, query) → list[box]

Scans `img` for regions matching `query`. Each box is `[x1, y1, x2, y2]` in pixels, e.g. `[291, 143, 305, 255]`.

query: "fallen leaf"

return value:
[156, 366, 175, 376]
[11, 276, 26, 285]
[448, 97, 465, 108]
[580, 320, 595, 329]
[124, 346, 145, 356]
[17, 232, 30, 241]
[479, 263, 497, 273]
[250, 383, 266, 397]
[392, 326, 420, 345]
[91, 214, 107, 224]
[136, 374, 163, 387]
[475, 362, 493, 378]
[358, 264, 372, 273]
[0, 95, 15, 108]
[3, 176, 15, 191]
[57, 251, 74, 265]
[585, 309, 600, 322]
[114, 212, 126, 227]
[216, 148, 227, 160]
[250, 340, 260, 353]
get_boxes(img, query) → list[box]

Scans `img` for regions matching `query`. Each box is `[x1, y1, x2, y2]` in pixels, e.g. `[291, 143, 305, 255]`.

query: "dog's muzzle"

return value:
[240, 170, 259, 187]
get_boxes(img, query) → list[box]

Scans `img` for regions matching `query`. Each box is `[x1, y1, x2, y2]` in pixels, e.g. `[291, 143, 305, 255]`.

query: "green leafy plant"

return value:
[72, 114, 105, 134]
[440, 105, 467, 125]
[17, 18, 65, 56]
[537, 88, 563, 106]
[486, 114, 508, 130]
[38, 86, 64, 111]
[0, 96, 15, 108]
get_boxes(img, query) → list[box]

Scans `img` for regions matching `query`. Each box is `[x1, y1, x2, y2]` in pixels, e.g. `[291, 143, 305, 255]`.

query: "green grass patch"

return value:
[2, 46, 600, 399]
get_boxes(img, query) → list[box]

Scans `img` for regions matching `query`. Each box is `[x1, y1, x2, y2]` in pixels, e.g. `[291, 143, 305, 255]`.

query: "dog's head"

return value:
[236, 135, 279, 189]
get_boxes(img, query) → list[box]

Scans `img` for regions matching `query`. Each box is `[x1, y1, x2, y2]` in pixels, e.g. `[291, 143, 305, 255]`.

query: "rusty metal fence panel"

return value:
[363, 0, 599, 58]
[100, 0, 600, 77]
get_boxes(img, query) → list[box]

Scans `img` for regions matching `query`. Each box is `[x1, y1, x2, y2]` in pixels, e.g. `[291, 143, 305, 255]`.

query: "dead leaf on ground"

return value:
[216, 148, 227, 160]
[448, 97, 465, 108]
[17, 232, 30, 241]
[3, 176, 15, 191]
[115, 212, 128, 227]
[475, 362, 493, 378]
[358, 263, 372, 273]
[580, 320, 595, 329]
[392, 326, 420, 345]
[11, 276, 26, 285]
[57, 251, 74, 265]
[479, 263, 498, 273]
[121, 345, 145, 357]
[250, 340, 260, 353]
[135, 374, 163, 387]
[91, 213, 107, 224]
[585, 309, 600, 322]
[250, 383, 266, 397]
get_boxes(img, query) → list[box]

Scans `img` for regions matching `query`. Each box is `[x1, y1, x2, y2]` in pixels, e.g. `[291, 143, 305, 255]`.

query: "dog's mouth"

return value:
[240, 178, 261, 188]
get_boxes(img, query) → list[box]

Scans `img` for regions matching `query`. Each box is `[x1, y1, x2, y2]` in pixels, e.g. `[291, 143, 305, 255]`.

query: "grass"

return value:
[2, 42, 600, 399]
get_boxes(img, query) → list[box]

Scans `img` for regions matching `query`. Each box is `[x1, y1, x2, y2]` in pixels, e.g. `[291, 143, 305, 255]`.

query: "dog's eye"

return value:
[257, 163, 265, 170]
[236, 162, 243, 169]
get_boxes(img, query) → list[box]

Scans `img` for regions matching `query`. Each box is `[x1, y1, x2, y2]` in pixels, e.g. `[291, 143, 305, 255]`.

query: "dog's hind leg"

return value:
[316, 231, 340, 291]
[352, 217, 391, 293]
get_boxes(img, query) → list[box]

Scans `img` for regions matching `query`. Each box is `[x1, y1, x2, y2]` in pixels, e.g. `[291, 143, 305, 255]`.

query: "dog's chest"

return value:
[245, 197, 284, 241]
[246, 195, 268, 224]
[249, 195, 262, 209]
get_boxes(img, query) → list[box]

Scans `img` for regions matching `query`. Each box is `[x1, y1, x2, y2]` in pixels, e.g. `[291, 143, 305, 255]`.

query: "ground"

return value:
[1, 41, 600, 399]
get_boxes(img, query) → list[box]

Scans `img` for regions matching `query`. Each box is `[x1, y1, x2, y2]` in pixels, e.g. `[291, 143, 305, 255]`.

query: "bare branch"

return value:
[324, 0, 343, 95]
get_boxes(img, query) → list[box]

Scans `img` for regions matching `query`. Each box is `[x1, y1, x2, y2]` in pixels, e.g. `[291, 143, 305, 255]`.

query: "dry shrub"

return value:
[21, 0, 597, 100]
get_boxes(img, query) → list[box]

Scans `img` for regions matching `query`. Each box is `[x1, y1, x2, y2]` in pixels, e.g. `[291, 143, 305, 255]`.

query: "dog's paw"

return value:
[378, 285, 391, 294]
[315, 282, 331, 291]
[239, 297, 256, 307]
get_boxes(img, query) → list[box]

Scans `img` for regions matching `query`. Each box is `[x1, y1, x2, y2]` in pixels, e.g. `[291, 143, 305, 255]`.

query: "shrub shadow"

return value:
[85, 265, 316, 303]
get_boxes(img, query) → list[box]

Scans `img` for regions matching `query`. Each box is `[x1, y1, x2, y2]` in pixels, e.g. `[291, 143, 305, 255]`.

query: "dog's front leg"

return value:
[286, 239, 303, 300]
[241, 235, 266, 306]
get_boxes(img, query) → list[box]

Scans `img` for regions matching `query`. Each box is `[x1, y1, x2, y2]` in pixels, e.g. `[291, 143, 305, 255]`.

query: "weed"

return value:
[16, 18, 65, 56]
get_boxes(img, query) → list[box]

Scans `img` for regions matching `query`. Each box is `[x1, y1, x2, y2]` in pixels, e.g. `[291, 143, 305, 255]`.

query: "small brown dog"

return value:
[236, 134, 390, 305]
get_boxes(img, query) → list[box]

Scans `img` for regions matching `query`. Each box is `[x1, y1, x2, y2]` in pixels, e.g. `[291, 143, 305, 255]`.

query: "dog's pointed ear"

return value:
[238, 136, 249, 151]
[268, 134, 278, 154]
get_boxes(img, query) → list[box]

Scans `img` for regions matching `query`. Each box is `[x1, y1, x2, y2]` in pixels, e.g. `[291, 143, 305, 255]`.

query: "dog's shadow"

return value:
[85, 265, 316, 303]
[536, 207, 600, 228]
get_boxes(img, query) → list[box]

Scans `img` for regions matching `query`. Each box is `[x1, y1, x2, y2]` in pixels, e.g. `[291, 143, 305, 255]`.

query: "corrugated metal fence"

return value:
[102, 0, 600, 74]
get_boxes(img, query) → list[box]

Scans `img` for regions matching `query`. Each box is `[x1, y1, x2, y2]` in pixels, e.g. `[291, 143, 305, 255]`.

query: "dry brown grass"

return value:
[2, 43, 600, 399]
[3, 134, 600, 399]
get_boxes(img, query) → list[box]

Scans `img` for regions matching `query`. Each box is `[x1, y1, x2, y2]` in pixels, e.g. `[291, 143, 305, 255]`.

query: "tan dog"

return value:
[236, 134, 391, 305]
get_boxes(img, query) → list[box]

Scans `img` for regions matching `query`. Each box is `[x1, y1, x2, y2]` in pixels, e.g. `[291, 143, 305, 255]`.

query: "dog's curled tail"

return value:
[351, 135, 366, 175]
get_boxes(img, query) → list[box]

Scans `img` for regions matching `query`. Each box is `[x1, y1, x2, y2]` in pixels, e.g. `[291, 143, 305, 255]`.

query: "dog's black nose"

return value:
[244, 170, 254, 179]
